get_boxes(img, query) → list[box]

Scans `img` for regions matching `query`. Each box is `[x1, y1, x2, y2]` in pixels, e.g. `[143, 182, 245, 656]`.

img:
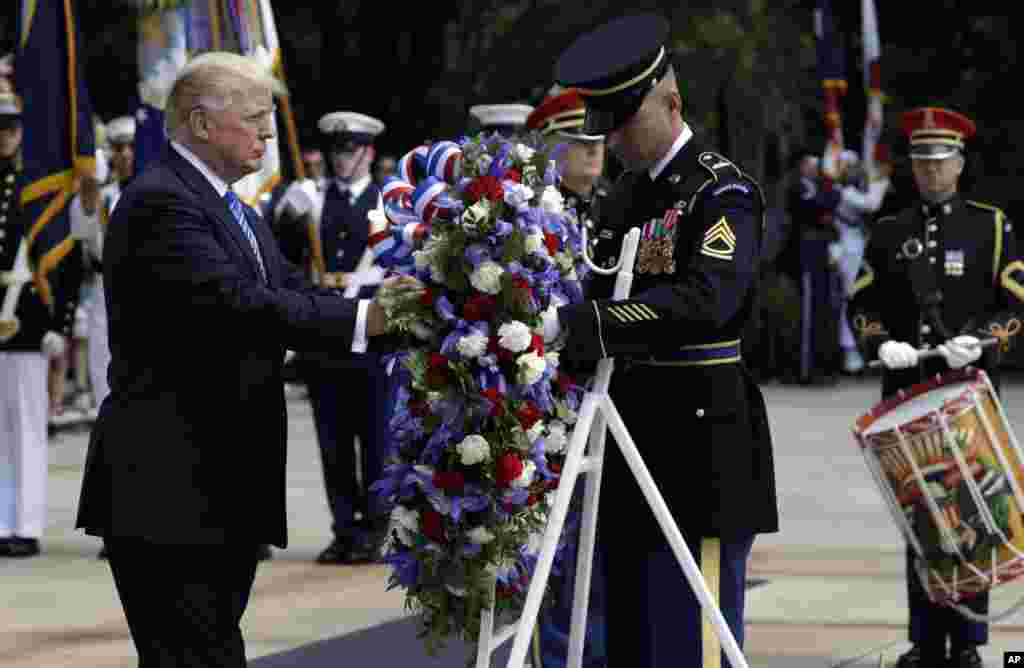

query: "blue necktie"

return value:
[224, 190, 267, 282]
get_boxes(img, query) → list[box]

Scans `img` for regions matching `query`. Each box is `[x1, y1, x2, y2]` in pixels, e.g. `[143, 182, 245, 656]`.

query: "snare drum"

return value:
[854, 368, 1024, 604]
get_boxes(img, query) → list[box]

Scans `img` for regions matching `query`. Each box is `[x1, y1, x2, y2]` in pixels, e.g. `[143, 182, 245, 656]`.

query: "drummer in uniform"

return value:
[467, 103, 533, 138]
[849, 107, 1023, 668]
[300, 111, 392, 564]
[546, 14, 779, 668]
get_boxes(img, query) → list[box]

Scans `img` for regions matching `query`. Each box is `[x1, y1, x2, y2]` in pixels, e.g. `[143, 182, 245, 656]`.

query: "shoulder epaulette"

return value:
[697, 151, 743, 183]
[966, 200, 1006, 216]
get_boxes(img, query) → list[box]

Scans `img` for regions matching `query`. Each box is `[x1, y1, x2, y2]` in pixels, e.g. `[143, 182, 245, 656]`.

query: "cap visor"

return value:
[910, 144, 961, 160]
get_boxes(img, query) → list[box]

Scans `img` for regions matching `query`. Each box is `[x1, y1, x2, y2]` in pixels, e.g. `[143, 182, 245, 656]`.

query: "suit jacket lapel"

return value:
[165, 144, 265, 281]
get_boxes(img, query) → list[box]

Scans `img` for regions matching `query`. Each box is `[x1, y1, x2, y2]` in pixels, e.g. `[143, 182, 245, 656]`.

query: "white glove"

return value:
[41, 331, 67, 359]
[939, 335, 982, 369]
[280, 179, 316, 218]
[878, 340, 918, 370]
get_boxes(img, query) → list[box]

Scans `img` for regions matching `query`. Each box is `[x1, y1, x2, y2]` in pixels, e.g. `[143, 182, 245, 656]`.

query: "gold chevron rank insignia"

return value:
[700, 217, 736, 261]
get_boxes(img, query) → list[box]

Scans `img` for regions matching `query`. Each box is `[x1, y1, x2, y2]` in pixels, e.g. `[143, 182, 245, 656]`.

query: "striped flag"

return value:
[814, 0, 846, 184]
[861, 0, 883, 176]
[15, 0, 96, 306]
[135, 0, 296, 207]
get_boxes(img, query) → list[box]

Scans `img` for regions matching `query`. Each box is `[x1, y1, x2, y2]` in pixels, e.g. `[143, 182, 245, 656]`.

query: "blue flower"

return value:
[384, 548, 421, 590]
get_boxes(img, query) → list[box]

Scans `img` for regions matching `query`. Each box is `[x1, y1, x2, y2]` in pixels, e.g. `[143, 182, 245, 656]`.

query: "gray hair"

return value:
[165, 51, 284, 137]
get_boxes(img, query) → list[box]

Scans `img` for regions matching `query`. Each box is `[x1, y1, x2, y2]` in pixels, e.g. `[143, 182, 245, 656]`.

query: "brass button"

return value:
[696, 408, 705, 418]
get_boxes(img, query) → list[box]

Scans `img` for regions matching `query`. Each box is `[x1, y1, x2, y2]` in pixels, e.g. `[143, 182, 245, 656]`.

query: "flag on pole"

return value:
[15, 0, 96, 307]
[814, 0, 847, 185]
[135, 0, 294, 207]
[861, 0, 883, 176]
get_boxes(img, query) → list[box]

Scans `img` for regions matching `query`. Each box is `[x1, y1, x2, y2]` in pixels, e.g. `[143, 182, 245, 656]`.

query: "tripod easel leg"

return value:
[701, 538, 721, 668]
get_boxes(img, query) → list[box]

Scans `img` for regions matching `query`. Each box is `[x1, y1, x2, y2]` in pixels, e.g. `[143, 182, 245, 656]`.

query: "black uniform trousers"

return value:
[905, 547, 989, 657]
[799, 237, 840, 381]
[104, 537, 259, 667]
[307, 354, 391, 540]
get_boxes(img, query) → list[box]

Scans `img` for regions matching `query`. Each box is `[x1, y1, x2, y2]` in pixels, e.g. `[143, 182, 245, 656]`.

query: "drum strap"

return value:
[701, 538, 722, 668]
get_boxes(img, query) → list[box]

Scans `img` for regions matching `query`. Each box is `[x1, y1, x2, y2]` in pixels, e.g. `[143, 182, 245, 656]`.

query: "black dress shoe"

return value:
[948, 646, 983, 668]
[257, 544, 273, 561]
[316, 538, 350, 565]
[7, 537, 40, 558]
[97, 546, 108, 560]
[0, 538, 14, 557]
[341, 540, 381, 564]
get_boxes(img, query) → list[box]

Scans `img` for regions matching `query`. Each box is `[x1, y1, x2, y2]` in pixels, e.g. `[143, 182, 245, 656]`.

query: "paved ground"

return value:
[4, 375, 1024, 667]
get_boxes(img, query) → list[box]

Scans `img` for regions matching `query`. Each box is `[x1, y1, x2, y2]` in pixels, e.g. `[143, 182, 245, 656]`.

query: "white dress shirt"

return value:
[648, 123, 694, 181]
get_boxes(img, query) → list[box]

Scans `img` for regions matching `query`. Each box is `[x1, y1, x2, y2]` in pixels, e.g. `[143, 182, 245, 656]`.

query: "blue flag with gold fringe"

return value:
[15, 0, 96, 307]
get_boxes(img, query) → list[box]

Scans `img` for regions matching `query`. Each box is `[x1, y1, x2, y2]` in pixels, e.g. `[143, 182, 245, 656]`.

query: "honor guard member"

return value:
[849, 108, 1022, 668]
[303, 111, 392, 564]
[547, 14, 779, 668]
[526, 86, 611, 266]
[70, 115, 136, 415]
[525, 85, 610, 668]
[0, 87, 83, 558]
[467, 103, 534, 138]
[272, 147, 329, 275]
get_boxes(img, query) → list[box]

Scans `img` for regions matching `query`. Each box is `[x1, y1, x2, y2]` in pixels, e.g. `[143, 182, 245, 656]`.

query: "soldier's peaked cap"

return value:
[554, 13, 671, 135]
[318, 111, 385, 152]
[902, 107, 976, 160]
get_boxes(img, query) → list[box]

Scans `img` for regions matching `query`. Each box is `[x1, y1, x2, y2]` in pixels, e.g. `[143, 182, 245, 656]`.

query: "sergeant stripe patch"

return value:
[606, 302, 659, 323]
[700, 217, 736, 261]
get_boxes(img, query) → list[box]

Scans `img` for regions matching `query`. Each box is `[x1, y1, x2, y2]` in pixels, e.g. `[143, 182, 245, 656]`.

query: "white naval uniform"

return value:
[70, 181, 120, 409]
[833, 177, 890, 351]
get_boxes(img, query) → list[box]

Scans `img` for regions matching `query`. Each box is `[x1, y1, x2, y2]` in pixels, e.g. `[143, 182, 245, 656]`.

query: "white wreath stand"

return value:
[475, 228, 750, 668]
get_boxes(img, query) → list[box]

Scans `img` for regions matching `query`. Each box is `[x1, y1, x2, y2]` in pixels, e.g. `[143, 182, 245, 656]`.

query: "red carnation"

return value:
[549, 461, 562, 474]
[496, 452, 525, 488]
[504, 168, 522, 183]
[527, 493, 540, 506]
[463, 294, 496, 322]
[530, 334, 545, 356]
[421, 509, 446, 543]
[419, 287, 435, 307]
[426, 353, 451, 389]
[487, 336, 515, 363]
[433, 470, 466, 494]
[481, 387, 505, 417]
[516, 401, 543, 430]
[544, 231, 560, 256]
[465, 175, 505, 203]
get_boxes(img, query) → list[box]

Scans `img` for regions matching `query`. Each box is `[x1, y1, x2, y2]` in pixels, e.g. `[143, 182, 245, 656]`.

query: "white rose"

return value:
[470, 261, 504, 295]
[391, 505, 420, 531]
[461, 199, 491, 229]
[517, 351, 547, 385]
[513, 460, 537, 488]
[539, 185, 564, 214]
[456, 332, 489, 359]
[515, 143, 536, 162]
[467, 526, 496, 544]
[545, 420, 569, 454]
[526, 420, 546, 443]
[524, 232, 546, 255]
[498, 320, 533, 353]
[456, 434, 491, 466]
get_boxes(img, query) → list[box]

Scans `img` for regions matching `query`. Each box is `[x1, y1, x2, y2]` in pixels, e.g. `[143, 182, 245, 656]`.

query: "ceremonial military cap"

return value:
[902, 107, 976, 160]
[554, 13, 671, 135]
[318, 111, 385, 153]
[468, 104, 533, 135]
[525, 87, 603, 142]
[106, 115, 136, 145]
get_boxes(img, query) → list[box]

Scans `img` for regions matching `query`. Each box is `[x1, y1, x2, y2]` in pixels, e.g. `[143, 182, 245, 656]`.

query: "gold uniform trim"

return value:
[851, 262, 875, 295]
[1001, 260, 1024, 303]
[681, 339, 741, 351]
[642, 355, 742, 367]
[966, 200, 1006, 283]
[576, 47, 666, 97]
[700, 217, 736, 261]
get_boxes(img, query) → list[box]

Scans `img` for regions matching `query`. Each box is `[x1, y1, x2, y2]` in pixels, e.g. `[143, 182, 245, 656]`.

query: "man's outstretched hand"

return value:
[366, 275, 423, 336]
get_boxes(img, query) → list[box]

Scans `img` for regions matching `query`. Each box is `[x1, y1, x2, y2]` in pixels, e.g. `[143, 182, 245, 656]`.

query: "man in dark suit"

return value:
[74, 52, 413, 667]
[550, 15, 779, 668]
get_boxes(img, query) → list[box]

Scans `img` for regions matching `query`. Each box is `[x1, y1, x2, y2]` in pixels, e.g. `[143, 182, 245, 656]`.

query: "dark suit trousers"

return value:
[905, 547, 988, 654]
[105, 537, 259, 667]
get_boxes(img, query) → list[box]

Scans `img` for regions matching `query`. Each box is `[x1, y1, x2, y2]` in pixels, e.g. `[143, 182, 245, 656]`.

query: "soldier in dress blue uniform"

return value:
[302, 111, 392, 564]
[0, 87, 83, 558]
[468, 103, 533, 138]
[850, 107, 1022, 668]
[545, 14, 779, 668]
[526, 85, 610, 668]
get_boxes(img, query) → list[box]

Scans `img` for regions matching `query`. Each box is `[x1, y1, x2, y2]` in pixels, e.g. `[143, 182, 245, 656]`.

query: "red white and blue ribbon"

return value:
[427, 141, 463, 185]
[413, 176, 449, 225]
[398, 144, 430, 186]
[382, 175, 415, 207]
